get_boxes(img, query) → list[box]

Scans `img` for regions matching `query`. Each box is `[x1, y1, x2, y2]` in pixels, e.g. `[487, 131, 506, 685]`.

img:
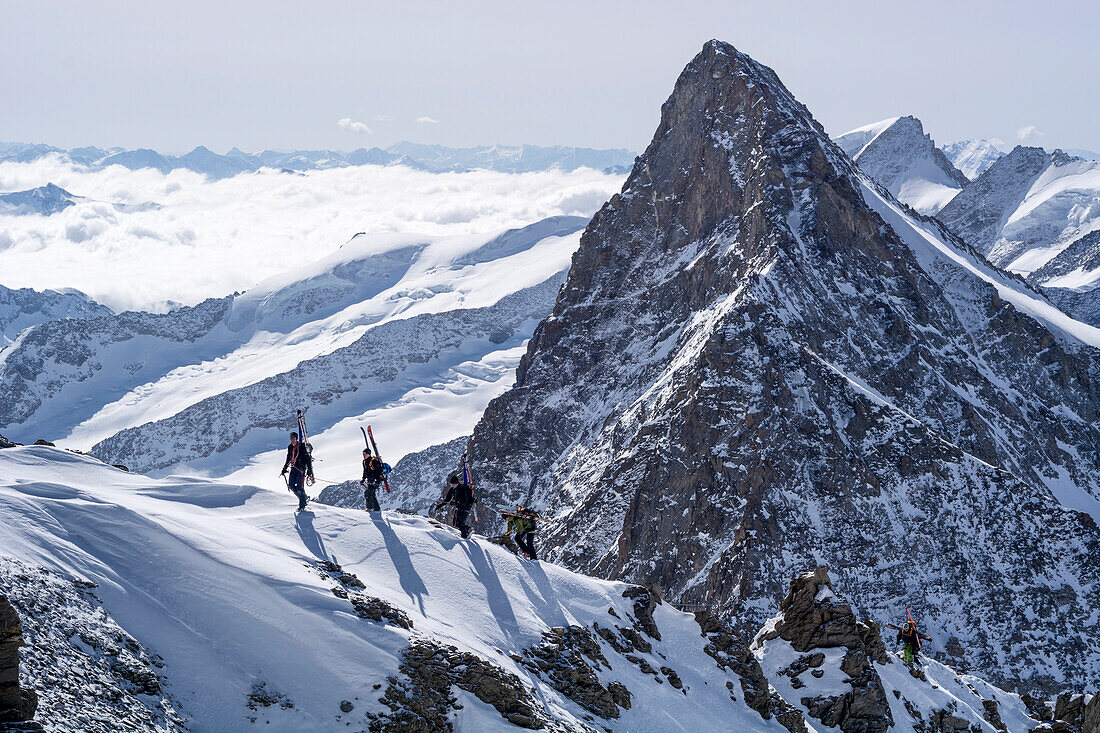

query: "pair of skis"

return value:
[360, 425, 391, 493]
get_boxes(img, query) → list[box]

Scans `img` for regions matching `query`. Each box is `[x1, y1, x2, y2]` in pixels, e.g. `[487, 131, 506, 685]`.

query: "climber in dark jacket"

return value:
[361, 448, 386, 512]
[436, 474, 476, 538]
[896, 621, 931, 663]
[281, 432, 314, 511]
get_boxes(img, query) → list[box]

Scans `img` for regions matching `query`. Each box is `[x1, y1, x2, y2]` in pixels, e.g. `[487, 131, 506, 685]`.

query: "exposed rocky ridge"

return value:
[0, 560, 185, 732]
[835, 116, 969, 214]
[91, 275, 563, 474]
[453, 40, 1100, 692]
[754, 568, 1048, 733]
[0, 283, 112, 345]
[1030, 230, 1100, 285]
[0, 296, 231, 432]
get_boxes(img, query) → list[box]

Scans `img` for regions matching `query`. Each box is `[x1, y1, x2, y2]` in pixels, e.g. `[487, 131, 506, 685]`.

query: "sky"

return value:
[2, 0, 1098, 154]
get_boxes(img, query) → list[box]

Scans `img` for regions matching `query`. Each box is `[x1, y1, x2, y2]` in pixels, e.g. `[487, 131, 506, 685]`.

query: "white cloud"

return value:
[374, 114, 394, 122]
[337, 118, 372, 134]
[1017, 125, 1044, 142]
[0, 158, 622, 312]
[416, 116, 440, 124]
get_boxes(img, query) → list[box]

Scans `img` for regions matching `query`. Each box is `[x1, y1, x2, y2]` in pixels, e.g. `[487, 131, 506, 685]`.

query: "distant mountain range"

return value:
[0, 140, 637, 179]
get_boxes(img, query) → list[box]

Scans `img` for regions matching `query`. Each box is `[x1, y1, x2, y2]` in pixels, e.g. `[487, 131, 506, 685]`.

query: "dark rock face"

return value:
[371, 639, 554, 732]
[0, 596, 38, 726]
[459, 40, 1100, 692]
[762, 569, 892, 733]
[1082, 693, 1099, 733]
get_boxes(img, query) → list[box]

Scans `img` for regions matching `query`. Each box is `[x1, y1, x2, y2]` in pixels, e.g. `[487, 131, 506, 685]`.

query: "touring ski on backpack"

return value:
[366, 425, 391, 493]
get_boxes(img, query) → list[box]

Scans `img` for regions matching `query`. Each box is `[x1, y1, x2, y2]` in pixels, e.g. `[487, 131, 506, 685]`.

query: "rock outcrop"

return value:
[458, 39, 1100, 693]
[0, 595, 39, 729]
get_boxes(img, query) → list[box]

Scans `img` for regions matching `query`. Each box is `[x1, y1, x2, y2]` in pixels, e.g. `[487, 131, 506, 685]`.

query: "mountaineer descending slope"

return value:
[280, 431, 314, 512]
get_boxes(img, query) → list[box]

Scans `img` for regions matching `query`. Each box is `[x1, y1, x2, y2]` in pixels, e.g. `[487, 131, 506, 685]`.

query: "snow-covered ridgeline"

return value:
[0, 446, 1070, 732]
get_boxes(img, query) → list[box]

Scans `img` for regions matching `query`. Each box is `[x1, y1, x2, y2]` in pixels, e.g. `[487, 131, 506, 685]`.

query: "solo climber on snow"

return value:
[360, 447, 387, 512]
[437, 473, 476, 538]
[281, 432, 314, 511]
[896, 620, 931, 664]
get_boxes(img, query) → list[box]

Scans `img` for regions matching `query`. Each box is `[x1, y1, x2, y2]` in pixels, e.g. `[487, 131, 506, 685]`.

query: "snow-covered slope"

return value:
[0, 445, 796, 732]
[0, 217, 587, 483]
[453, 40, 1100, 694]
[0, 446, 1058, 732]
[938, 147, 1100, 273]
[941, 138, 1008, 180]
[833, 116, 969, 213]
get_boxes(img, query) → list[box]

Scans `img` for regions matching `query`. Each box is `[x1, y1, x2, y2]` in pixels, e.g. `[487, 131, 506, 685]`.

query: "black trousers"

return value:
[454, 509, 473, 538]
[364, 481, 382, 512]
[288, 469, 308, 510]
[515, 530, 536, 559]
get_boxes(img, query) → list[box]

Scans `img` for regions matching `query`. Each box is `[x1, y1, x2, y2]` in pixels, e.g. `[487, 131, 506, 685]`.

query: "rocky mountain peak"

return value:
[462, 39, 1100, 694]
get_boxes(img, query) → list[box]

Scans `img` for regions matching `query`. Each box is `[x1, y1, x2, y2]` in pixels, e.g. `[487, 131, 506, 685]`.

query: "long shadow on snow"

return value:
[459, 541, 520, 640]
[370, 513, 429, 615]
[516, 560, 569, 628]
[294, 510, 334, 563]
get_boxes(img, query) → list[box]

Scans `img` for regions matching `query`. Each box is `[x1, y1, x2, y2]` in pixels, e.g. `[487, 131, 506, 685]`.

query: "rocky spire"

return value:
[463, 40, 1100, 693]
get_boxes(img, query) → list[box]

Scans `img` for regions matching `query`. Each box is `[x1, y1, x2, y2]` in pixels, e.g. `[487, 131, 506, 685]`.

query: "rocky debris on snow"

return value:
[0, 436, 17, 450]
[311, 561, 412, 629]
[1025, 692, 1100, 733]
[693, 610, 807, 732]
[456, 38, 1100, 693]
[518, 625, 631, 719]
[370, 638, 556, 732]
[0, 595, 40, 730]
[246, 681, 293, 712]
[0, 560, 185, 732]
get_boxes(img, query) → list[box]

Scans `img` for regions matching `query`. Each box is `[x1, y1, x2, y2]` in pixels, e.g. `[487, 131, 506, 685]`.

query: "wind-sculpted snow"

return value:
[0, 445, 829, 732]
[90, 276, 565, 476]
[454, 40, 1100, 693]
[833, 116, 968, 214]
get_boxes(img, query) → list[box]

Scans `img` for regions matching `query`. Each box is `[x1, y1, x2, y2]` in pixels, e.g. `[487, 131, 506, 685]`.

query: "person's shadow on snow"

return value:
[461, 542, 519, 639]
[294, 510, 334, 563]
[517, 557, 568, 627]
[370, 513, 429, 615]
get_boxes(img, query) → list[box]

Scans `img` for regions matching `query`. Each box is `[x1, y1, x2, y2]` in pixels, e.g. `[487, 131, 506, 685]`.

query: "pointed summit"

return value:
[834, 115, 969, 213]
[461, 40, 1100, 693]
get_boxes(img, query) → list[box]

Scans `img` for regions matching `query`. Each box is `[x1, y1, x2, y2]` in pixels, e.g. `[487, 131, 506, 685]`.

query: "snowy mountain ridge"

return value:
[1, 445, 1080, 732]
[0, 141, 637, 179]
[833, 116, 969, 214]
[444, 39, 1100, 694]
[941, 138, 1009, 180]
[0, 217, 588, 486]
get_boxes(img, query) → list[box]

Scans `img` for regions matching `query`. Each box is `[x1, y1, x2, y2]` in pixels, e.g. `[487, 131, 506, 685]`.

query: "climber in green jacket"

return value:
[502, 507, 539, 560]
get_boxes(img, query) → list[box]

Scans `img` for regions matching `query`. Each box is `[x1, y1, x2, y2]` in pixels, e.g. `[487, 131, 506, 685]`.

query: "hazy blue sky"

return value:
[3, 0, 1097, 154]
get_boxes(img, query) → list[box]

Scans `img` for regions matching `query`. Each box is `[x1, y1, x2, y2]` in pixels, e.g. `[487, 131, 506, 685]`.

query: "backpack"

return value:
[454, 484, 475, 510]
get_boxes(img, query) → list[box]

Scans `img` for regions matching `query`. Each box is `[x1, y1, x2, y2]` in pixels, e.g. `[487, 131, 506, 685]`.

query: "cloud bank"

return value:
[0, 158, 622, 312]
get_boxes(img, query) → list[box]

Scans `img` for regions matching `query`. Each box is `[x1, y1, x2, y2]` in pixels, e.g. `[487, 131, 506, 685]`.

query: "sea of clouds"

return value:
[0, 155, 623, 312]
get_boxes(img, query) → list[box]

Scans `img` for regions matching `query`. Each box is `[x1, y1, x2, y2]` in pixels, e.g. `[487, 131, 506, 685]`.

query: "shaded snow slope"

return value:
[0, 446, 803, 733]
[834, 116, 968, 214]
